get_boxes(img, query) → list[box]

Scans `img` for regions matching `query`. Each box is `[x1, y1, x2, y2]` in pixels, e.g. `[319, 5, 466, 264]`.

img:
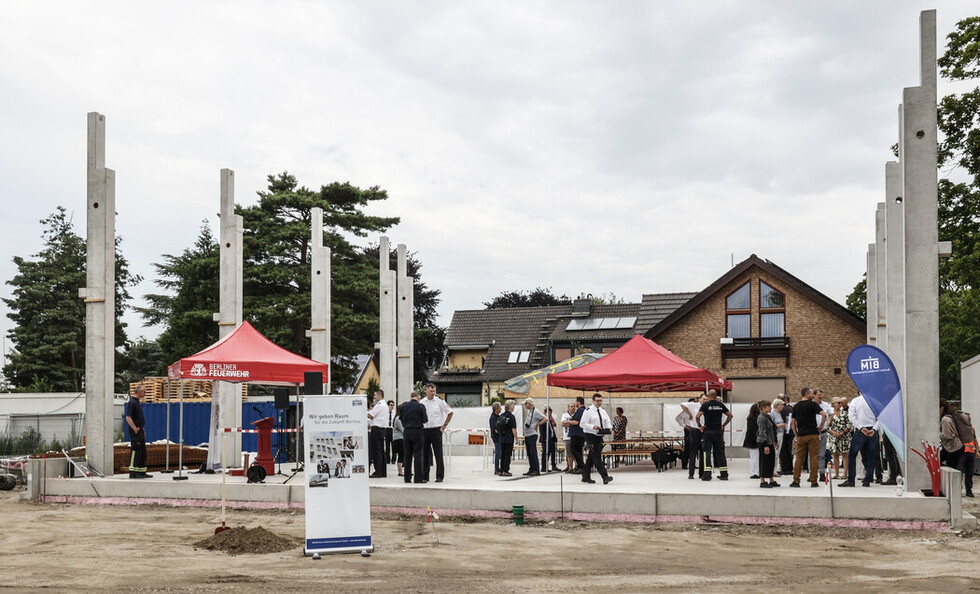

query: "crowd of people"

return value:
[360, 381, 976, 497]
[368, 383, 453, 484]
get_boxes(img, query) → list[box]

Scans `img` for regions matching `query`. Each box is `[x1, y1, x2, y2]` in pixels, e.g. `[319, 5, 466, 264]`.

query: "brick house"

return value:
[644, 255, 865, 402]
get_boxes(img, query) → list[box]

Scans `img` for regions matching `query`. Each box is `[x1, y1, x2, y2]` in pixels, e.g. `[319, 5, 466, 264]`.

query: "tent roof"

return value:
[547, 335, 732, 392]
[167, 321, 328, 385]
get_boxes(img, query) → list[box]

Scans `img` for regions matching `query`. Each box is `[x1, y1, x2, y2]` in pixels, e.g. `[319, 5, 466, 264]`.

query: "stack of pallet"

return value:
[129, 377, 247, 402]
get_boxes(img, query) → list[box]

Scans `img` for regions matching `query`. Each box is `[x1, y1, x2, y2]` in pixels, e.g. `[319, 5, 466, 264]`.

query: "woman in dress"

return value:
[827, 397, 853, 479]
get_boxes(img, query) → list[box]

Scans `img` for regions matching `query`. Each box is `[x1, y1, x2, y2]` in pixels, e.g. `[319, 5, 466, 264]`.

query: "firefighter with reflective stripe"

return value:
[127, 385, 151, 479]
[696, 389, 733, 481]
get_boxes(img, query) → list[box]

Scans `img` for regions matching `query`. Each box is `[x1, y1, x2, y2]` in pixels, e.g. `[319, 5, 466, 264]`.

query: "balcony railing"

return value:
[720, 336, 790, 368]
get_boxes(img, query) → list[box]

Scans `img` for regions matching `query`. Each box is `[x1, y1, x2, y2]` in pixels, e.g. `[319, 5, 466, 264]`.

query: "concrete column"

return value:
[884, 160, 906, 388]
[378, 237, 396, 400]
[211, 169, 243, 467]
[902, 10, 939, 491]
[80, 112, 115, 476]
[874, 203, 888, 349]
[866, 244, 877, 345]
[309, 207, 331, 391]
[395, 244, 415, 404]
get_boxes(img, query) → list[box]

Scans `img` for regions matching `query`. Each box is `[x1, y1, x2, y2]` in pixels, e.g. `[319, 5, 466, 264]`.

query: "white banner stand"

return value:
[303, 394, 372, 555]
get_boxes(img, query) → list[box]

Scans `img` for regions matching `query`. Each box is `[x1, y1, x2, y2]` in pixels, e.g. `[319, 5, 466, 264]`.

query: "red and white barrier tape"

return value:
[222, 427, 301, 434]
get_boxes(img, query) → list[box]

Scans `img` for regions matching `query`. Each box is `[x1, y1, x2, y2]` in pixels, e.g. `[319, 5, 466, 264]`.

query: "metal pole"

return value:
[293, 391, 302, 471]
[162, 380, 172, 473]
[174, 379, 188, 481]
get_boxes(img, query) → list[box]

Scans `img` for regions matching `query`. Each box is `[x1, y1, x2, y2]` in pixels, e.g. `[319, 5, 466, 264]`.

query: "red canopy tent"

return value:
[547, 335, 731, 393]
[167, 321, 328, 385]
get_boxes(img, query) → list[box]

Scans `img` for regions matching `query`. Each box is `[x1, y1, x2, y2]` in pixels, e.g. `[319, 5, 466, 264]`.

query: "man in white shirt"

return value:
[580, 393, 613, 485]
[367, 390, 389, 478]
[422, 383, 453, 483]
[838, 394, 880, 487]
[522, 398, 546, 476]
[680, 394, 707, 479]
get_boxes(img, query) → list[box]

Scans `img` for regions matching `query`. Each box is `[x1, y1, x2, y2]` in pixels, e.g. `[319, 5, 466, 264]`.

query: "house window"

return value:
[726, 282, 751, 338]
[760, 281, 785, 337]
[554, 348, 572, 362]
[508, 350, 531, 363]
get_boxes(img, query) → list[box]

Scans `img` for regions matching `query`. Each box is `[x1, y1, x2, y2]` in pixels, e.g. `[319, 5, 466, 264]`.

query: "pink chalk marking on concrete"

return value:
[38, 497, 949, 532]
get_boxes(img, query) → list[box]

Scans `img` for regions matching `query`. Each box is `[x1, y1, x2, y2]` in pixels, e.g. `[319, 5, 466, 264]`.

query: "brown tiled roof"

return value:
[437, 306, 572, 383]
[636, 292, 698, 334]
[644, 255, 864, 339]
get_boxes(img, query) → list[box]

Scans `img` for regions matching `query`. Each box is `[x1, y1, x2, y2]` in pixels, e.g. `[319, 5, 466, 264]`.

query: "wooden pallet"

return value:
[130, 377, 247, 402]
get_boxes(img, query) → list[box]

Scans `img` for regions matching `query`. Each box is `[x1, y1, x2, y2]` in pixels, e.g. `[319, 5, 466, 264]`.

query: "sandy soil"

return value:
[3, 489, 980, 593]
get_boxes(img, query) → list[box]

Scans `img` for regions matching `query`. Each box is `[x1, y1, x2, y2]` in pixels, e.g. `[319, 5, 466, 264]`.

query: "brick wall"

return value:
[655, 268, 865, 401]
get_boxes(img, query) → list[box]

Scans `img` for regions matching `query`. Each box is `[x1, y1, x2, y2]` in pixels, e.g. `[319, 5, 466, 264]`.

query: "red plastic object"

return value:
[252, 417, 276, 476]
[911, 441, 942, 495]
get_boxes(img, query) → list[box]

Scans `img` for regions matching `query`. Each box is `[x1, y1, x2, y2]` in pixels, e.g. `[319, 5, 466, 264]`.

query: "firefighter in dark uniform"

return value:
[696, 389, 733, 481]
[127, 385, 151, 478]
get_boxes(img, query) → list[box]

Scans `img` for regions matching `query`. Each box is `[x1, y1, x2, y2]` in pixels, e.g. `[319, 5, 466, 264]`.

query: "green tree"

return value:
[846, 273, 867, 320]
[238, 172, 399, 392]
[3, 207, 139, 391]
[115, 337, 165, 392]
[483, 287, 571, 309]
[937, 16, 980, 398]
[135, 221, 220, 368]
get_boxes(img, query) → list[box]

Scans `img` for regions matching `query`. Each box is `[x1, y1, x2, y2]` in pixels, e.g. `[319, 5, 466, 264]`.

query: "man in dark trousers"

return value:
[696, 390, 733, 481]
[126, 385, 151, 479]
[790, 386, 826, 488]
[399, 391, 428, 483]
[367, 389, 389, 477]
[580, 393, 613, 485]
[563, 396, 587, 474]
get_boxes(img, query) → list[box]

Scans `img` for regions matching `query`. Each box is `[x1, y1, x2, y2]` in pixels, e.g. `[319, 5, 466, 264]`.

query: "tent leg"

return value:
[174, 380, 188, 481]
[161, 381, 173, 473]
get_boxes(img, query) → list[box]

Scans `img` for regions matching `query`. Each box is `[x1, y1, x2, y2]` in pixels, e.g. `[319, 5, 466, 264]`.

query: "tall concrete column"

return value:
[866, 244, 877, 345]
[395, 244, 415, 404]
[884, 160, 906, 388]
[874, 203, 888, 349]
[210, 169, 243, 467]
[378, 237, 396, 400]
[309, 207, 331, 391]
[902, 10, 939, 490]
[80, 112, 116, 476]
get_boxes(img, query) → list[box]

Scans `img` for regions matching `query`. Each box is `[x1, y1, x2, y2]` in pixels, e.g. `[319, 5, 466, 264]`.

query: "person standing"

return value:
[522, 398, 545, 476]
[392, 404, 405, 477]
[814, 389, 834, 481]
[422, 383, 453, 483]
[756, 400, 780, 488]
[676, 399, 694, 470]
[612, 407, 628, 448]
[367, 390, 389, 478]
[489, 402, 502, 475]
[838, 393, 879, 488]
[565, 396, 587, 473]
[777, 396, 795, 476]
[696, 390, 732, 481]
[497, 400, 518, 476]
[941, 398, 976, 498]
[540, 406, 559, 472]
[127, 385, 151, 479]
[743, 402, 761, 479]
[681, 394, 707, 479]
[790, 387, 826, 488]
[384, 400, 395, 464]
[580, 393, 613, 485]
[399, 391, 428, 483]
[561, 402, 576, 472]
[827, 397, 853, 479]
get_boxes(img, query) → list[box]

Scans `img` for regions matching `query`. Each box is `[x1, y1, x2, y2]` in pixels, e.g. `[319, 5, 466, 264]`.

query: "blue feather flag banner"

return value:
[846, 345, 905, 463]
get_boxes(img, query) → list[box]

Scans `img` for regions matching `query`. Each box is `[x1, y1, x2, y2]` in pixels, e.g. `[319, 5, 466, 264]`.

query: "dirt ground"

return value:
[3, 489, 980, 593]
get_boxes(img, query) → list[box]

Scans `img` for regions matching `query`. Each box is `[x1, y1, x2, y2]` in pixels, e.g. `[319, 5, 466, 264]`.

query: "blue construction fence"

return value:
[124, 401, 295, 462]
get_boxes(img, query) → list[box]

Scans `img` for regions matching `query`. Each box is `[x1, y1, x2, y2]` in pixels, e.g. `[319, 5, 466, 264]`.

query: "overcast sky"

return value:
[1, 1, 977, 358]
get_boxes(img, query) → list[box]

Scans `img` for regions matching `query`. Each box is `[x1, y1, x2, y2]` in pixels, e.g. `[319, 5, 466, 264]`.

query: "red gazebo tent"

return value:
[547, 335, 731, 393]
[167, 321, 328, 385]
